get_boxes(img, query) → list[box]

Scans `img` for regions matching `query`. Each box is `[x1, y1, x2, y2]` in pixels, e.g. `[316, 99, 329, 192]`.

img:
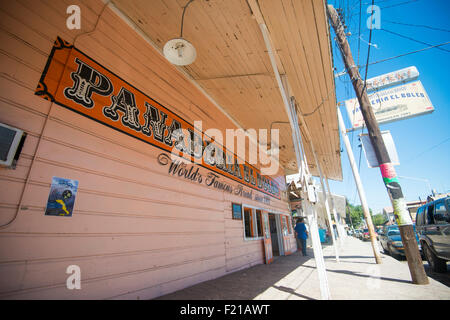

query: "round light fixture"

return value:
[163, 38, 196, 66]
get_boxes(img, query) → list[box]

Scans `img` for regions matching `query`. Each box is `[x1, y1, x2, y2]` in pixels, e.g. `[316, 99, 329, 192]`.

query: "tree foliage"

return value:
[345, 200, 365, 228]
[371, 213, 387, 226]
[345, 198, 387, 228]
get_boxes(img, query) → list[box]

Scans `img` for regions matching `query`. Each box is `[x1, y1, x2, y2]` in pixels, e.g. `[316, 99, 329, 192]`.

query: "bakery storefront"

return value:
[0, 0, 341, 299]
[0, 0, 309, 299]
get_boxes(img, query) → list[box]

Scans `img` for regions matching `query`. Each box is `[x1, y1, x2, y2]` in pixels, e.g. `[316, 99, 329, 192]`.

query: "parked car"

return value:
[354, 229, 362, 239]
[415, 196, 450, 273]
[379, 225, 421, 259]
[362, 228, 370, 241]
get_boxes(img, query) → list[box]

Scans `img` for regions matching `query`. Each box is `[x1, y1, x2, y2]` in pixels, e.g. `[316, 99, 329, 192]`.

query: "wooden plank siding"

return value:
[0, 0, 293, 300]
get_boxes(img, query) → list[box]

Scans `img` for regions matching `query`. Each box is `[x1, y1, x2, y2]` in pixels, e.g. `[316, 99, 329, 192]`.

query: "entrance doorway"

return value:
[268, 213, 280, 256]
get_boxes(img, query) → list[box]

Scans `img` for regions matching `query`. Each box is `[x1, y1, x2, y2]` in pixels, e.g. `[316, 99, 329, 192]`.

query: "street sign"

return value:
[360, 131, 399, 168]
[366, 66, 419, 93]
[345, 80, 434, 130]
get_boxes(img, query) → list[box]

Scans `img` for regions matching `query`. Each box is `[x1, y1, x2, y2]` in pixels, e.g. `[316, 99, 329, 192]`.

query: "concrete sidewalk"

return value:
[156, 237, 450, 300]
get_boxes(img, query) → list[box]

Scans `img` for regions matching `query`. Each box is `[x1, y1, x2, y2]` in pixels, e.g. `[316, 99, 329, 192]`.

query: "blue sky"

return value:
[325, 0, 450, 214]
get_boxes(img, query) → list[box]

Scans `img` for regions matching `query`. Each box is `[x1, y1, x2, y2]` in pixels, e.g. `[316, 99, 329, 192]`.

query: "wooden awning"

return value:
[112, 0, 342, 180]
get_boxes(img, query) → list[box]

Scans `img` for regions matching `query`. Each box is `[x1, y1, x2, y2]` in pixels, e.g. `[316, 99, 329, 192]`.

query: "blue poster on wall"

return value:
[45, 177, 79, 217]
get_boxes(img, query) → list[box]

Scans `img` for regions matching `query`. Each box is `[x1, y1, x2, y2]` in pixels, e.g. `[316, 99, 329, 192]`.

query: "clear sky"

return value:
[319, 0, 450, 215]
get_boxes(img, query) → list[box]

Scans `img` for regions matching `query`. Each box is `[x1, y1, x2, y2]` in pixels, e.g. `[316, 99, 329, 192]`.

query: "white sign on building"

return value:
[345, 80, 434, 130]
[366, 66, 419, 92]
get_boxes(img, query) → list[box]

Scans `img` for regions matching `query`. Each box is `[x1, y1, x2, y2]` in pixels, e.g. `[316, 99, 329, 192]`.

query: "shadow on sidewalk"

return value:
[300, 264, 412, 284]
[324, 255, 377, 260]
[272, 285, 316, 300]
[156, 250, 315, 300]
[323, 255, 380, 265]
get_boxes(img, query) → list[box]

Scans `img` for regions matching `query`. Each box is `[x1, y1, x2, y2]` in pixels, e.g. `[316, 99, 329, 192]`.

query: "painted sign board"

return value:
[366, 66, 419, 93]
[345, 80, 434, 130]
[360, 131, 400, 168]
[45, 177, 78, 217]
[35, 37, 280, 200]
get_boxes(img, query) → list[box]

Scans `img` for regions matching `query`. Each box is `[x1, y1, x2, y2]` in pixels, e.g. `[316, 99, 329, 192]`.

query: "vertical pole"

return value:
[316, 169, 340, 262]
[337, 107, 382, 263]
[328, 5, 427, 283]
[250, 2, 333, 295]
[295, 99, 340, 263]
[292, 98, 332, 299]
[303, 197, 331, 300]
[325, 177, 345, 244]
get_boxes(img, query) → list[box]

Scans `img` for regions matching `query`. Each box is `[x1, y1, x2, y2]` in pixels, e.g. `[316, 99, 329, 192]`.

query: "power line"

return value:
[379, 0, 420, 9]
[336, 41, 450, 76]
[357, 0, 362, 66]
[362, 41, 450, 67]
[404, 137, 450, 164]
[362, 0, 375, 94]
[351, 0, 374, 206]
[349, 0, 421, 18]
[380, 28, 450, 53]
[384, 19, 450, 33]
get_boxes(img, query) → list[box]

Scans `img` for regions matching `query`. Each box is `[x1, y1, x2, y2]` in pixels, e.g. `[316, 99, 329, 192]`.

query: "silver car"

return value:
[415, 196, 450, 273]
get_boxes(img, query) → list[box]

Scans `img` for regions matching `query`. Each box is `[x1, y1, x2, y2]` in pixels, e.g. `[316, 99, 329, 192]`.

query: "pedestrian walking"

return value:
[294, 217, 309, 256]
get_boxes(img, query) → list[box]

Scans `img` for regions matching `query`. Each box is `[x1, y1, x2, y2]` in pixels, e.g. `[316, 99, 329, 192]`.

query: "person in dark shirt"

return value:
[294, 217, 309, 256]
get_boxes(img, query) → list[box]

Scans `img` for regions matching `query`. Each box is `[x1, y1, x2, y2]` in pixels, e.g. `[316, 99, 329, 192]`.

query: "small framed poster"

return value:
[45, 177, 79, 217]
[232, 203, 242, 220]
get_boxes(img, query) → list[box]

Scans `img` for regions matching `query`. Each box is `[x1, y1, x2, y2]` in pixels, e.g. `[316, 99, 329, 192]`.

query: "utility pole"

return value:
[327, 5, 428, 284]
[337, 107, 381, 263]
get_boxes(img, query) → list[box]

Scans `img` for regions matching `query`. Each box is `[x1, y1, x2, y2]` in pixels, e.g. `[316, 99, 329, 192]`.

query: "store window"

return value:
[243, 207, 264, 240]
[244, 207, 253, 238]
[256, 210, 263, 237]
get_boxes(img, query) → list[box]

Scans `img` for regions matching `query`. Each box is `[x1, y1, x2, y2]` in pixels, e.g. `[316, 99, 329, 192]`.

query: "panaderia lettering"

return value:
[35, 37, 280, 199]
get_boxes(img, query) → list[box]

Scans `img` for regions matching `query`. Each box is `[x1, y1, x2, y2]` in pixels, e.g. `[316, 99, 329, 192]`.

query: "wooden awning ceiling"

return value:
[112, 0, 342, 181]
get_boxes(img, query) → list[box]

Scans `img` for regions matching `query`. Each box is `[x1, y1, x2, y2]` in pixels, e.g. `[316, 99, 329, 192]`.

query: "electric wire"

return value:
[362, 0, 375, 95]
[379, 0, 420, 9]
[73, 0, 111, 46]
[383, 19, 450, 33]
[357, 0, 362, 66]
[349, 0, 421, 18]
[180, 0, 195, 38]
[352, 0, 374, 206]
[404, 137, 450, 164]
[337, 41, 450, 76]
[380, 28, 450, 53]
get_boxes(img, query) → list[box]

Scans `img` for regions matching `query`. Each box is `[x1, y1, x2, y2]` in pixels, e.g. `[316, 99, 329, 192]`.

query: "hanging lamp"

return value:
[163, 0, 197, 66]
